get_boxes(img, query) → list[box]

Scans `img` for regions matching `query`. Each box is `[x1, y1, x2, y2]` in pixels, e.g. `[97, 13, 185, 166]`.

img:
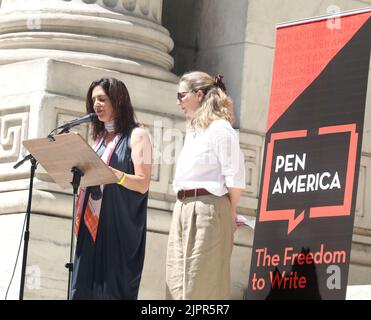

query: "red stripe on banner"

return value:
[266, 12, 371, 131]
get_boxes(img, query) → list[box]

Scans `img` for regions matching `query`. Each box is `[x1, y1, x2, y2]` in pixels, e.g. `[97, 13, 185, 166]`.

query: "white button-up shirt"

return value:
[173, 119, 246, 196]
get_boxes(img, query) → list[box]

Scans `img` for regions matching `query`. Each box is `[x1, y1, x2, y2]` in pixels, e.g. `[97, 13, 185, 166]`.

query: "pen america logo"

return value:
[247, 12, 370, 300]
[259, 123, 358, 234]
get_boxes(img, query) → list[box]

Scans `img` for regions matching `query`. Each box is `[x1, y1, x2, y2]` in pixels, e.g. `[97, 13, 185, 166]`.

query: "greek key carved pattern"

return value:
[0, 111, 29, 163]
[242, 146, 260, 197]
[355, 164, 365, 218]
[354, 156, 371, 231]
[145, 124, 160, 182]
[140, 115, 176, 195]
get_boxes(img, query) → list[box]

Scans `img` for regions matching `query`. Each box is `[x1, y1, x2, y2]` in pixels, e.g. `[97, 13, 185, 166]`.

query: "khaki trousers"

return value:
[166, 194, 233, 300]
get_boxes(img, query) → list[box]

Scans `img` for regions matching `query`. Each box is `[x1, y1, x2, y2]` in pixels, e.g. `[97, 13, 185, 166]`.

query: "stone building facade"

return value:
[0, 0, 370, 299]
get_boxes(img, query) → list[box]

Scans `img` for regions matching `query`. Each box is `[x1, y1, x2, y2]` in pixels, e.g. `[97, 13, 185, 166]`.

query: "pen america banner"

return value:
[246, 10, 371, 300]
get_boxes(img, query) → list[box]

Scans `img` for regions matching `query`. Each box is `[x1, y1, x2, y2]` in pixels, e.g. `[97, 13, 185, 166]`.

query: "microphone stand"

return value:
[13, 154, 38, 300]
[49, 126, 84, 300]
[17, 117, 93, 300]
[65, 166, 84, 300]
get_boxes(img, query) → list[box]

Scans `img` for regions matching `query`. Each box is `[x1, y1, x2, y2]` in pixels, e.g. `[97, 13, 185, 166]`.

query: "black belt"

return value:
[177, 188, 211, 200]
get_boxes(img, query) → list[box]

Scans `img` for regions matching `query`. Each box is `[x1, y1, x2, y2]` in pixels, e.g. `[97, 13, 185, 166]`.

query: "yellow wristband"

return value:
[118, 173, 126, 185]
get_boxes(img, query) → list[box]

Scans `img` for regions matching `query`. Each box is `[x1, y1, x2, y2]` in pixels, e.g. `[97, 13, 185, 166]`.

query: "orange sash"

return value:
[74, 133, 121, 242]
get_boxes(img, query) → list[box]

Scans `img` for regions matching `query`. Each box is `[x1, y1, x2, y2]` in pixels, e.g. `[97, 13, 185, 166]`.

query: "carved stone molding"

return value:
[354, 155, 371, 231]
[0, 109, 29, 164]
[122, 0, 136, 11]
[242, 146, 260, 198]
[139, 0, 149, 16]
[0, 0, 176, 82]
[88, 0, 161, 23]
[136, 111, 174, 195]
[1, 0, 163, 23]
[355, 164, 365, 218]
[0, 189, 72, 216]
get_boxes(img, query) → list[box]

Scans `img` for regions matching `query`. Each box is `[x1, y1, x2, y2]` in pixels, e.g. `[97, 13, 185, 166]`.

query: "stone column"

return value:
[0, 0, 176, 81]
[0, 0, 181, 299]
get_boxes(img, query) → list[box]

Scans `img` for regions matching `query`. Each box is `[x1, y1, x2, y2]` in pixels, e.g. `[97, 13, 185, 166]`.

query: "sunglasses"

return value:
[177, 91, 192, 101]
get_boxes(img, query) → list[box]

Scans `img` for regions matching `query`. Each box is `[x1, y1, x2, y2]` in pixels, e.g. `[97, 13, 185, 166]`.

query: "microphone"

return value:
[59, 113, 97, 130]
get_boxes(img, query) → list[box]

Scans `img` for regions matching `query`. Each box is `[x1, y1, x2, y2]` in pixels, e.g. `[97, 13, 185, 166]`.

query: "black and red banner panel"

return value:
[247, 11, 371, 300]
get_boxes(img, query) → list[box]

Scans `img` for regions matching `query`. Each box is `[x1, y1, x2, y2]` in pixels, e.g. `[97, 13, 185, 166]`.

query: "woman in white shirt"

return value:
[166, 71, 246, 299]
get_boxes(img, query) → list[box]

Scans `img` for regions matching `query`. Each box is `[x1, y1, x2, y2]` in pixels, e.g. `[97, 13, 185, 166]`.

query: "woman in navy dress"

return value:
[71, 77, 152, 299]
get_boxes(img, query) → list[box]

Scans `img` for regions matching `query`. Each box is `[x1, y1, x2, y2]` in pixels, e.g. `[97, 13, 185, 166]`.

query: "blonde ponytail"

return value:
[179, 71, 234, 129]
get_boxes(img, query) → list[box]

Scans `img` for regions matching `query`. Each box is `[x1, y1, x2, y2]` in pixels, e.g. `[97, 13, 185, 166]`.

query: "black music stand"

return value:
[22, 133, 118, 300]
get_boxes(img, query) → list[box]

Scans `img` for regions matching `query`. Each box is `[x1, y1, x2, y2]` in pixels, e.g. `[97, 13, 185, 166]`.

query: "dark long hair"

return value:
[86, 77, 139, 140]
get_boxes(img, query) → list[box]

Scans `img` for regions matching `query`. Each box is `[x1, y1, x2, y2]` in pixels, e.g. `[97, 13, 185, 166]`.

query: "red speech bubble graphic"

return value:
[259, 124, 358, 234]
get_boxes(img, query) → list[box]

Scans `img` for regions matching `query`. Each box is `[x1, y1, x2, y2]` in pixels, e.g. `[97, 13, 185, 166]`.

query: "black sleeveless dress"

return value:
[71, 132, 148, 299]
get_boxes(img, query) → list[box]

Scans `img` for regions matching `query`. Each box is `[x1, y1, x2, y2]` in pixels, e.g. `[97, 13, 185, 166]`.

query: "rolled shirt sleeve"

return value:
[226, 150, 246, 189]
[211, 121, 246, 189]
